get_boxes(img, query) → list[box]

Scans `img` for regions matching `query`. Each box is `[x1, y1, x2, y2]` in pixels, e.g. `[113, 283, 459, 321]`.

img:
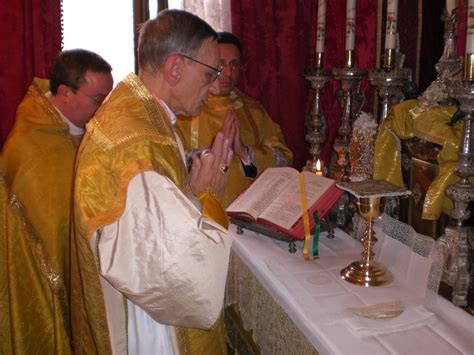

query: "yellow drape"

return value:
[373, 99, 471, 220]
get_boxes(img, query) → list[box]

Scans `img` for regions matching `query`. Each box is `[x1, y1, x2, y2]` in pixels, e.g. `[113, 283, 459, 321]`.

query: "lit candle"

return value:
[316, 0, 327, 53]
[467, 0, 474, 53]
[384, 0, 398, 50]
[315, 159, 323, 176]
[446, 0, 456, 15]
[345, 0, 356, 51]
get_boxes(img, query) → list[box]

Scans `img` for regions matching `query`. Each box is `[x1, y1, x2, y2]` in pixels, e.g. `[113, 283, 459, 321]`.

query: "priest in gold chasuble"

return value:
[0, 50, 113, 355]
[176, 32, 293, 207]
[71, 10, 233, 355]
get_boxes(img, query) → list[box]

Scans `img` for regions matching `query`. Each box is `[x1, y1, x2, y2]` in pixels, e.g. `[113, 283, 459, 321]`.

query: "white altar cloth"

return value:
[230, 224, 474, 354]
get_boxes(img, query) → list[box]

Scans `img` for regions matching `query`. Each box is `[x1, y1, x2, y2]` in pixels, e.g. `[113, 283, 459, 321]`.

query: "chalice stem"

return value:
[361, 218, 376, 265]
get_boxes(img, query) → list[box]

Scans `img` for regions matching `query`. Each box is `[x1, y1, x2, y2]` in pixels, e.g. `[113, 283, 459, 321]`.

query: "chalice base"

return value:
[340, 260, 393, 287]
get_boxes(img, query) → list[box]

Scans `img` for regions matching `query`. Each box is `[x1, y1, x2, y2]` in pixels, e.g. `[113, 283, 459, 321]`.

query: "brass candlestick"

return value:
[340, 197, 393, 286]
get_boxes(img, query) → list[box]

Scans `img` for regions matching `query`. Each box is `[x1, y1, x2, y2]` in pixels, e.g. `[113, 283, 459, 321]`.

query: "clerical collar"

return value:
[157, 99, 177, 126]
[46, 92, 85, 136]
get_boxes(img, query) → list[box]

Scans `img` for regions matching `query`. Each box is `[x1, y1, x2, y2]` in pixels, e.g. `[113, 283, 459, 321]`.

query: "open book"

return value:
[226, 167, 343, 240]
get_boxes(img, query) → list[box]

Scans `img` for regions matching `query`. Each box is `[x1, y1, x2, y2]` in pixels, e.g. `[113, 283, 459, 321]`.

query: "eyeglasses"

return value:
[72, 88, 106, 106]
[180, 54, 223, 82]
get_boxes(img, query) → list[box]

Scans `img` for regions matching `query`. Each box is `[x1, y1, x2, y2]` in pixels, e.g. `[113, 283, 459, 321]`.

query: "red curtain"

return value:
[0, 0, 62, 147]
[231, 0, 376, 169]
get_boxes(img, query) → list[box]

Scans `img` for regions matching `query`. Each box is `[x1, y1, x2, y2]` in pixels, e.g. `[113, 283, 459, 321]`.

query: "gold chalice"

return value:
[340, 196, 393, 286]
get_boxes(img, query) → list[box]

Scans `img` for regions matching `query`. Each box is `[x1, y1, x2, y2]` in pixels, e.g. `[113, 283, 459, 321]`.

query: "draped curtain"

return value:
[231, 0, 376, 169]
[0, 0, 62, 147]
[230, 0, 455, 169]
[180, 0, 231, 31]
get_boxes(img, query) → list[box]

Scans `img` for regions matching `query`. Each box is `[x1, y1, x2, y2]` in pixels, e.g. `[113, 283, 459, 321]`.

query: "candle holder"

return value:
[336, 180, 410, 287]
[442, 77, 474, 307]
[369, 67, 409, 124]
[345, 50, 355, 69]
[414, 8, 461, 110]
[304, 65, 331, 173]
[331, 67, 365, 181]
[383, 48, 396, 71]
[315, 52, 324, 69]
[437, 9, 462, 93]
[465, 53, 474, 82]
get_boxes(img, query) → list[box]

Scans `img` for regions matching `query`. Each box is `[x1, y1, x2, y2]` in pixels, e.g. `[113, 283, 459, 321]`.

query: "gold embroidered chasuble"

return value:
[176, 89, 293, 206]
[72, 74, 228, 355]
[0, 78, 77, 354]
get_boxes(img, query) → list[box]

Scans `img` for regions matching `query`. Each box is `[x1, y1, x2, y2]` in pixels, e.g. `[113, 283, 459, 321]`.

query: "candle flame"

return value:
[316, 159, 321, 171]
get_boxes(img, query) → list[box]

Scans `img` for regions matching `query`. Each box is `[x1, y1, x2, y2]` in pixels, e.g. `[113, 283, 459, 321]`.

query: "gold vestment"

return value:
[0, 79, 76, 354]
[72, 74, 229, 354]
[373, 99, 472, 220]
[176, 89, 293, 206]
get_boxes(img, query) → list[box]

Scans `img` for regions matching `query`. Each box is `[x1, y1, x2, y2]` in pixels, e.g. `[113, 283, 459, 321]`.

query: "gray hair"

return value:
[138, 9, 217, 73]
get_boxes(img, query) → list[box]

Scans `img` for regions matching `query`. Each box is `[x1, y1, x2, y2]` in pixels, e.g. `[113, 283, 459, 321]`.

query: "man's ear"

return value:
[163, 54, 182, 86]
[57, 84, 71, 98]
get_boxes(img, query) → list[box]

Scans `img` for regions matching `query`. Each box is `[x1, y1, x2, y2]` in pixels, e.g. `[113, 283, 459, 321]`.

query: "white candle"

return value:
[385, 0, 398, 49]
[345, 0, 356, 50]
[316, 0, 327, 53]
[467, 0, 474, 53]
[446, 0, 456, 15]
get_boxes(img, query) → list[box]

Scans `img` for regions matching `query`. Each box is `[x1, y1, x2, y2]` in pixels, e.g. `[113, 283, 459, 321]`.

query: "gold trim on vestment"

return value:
[191, 117, 199, 149]
[1, 171, 70, 338]
[30, 79, 68, 128]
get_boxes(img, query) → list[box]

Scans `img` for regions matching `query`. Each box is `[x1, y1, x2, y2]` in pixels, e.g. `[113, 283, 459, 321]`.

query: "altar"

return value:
[225, 224, 474, 354]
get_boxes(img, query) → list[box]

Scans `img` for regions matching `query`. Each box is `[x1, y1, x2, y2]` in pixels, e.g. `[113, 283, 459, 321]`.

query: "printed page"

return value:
[226, 167, 297, 219]
[259, 171, 335, 230]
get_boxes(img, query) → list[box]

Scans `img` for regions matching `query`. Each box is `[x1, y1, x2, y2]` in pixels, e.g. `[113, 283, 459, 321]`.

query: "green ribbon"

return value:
[312, 211, 320, 257]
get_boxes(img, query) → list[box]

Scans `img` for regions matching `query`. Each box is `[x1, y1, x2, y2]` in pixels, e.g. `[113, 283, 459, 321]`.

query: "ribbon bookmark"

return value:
[299, 172, 312, 260]
[313, 211, 320, 258]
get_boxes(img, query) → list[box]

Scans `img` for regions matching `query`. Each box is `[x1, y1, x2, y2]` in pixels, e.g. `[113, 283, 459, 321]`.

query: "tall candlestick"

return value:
[316, 0, 327, 53]
[446, 0, 456, 15]
[384, 0, 398, 50]
[345, 0, 356, 51]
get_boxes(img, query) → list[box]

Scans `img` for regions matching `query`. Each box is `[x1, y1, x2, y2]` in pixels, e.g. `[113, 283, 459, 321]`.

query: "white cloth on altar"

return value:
[90, 171, 232, 354]
[345, 304, 435, 337]
[230, 225, 474, 354]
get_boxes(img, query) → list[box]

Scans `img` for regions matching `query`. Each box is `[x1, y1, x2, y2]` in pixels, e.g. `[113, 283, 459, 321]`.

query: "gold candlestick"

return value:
[464, 53, 474, 82]
[345, 49, 355, 69]
[383, 48, 396, 71]
[340, 197, 393, 286]
[315, 51, 324, 69]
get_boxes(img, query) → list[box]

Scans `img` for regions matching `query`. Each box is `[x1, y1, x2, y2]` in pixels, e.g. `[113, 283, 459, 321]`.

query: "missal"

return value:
[226, 167, 343, 240]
